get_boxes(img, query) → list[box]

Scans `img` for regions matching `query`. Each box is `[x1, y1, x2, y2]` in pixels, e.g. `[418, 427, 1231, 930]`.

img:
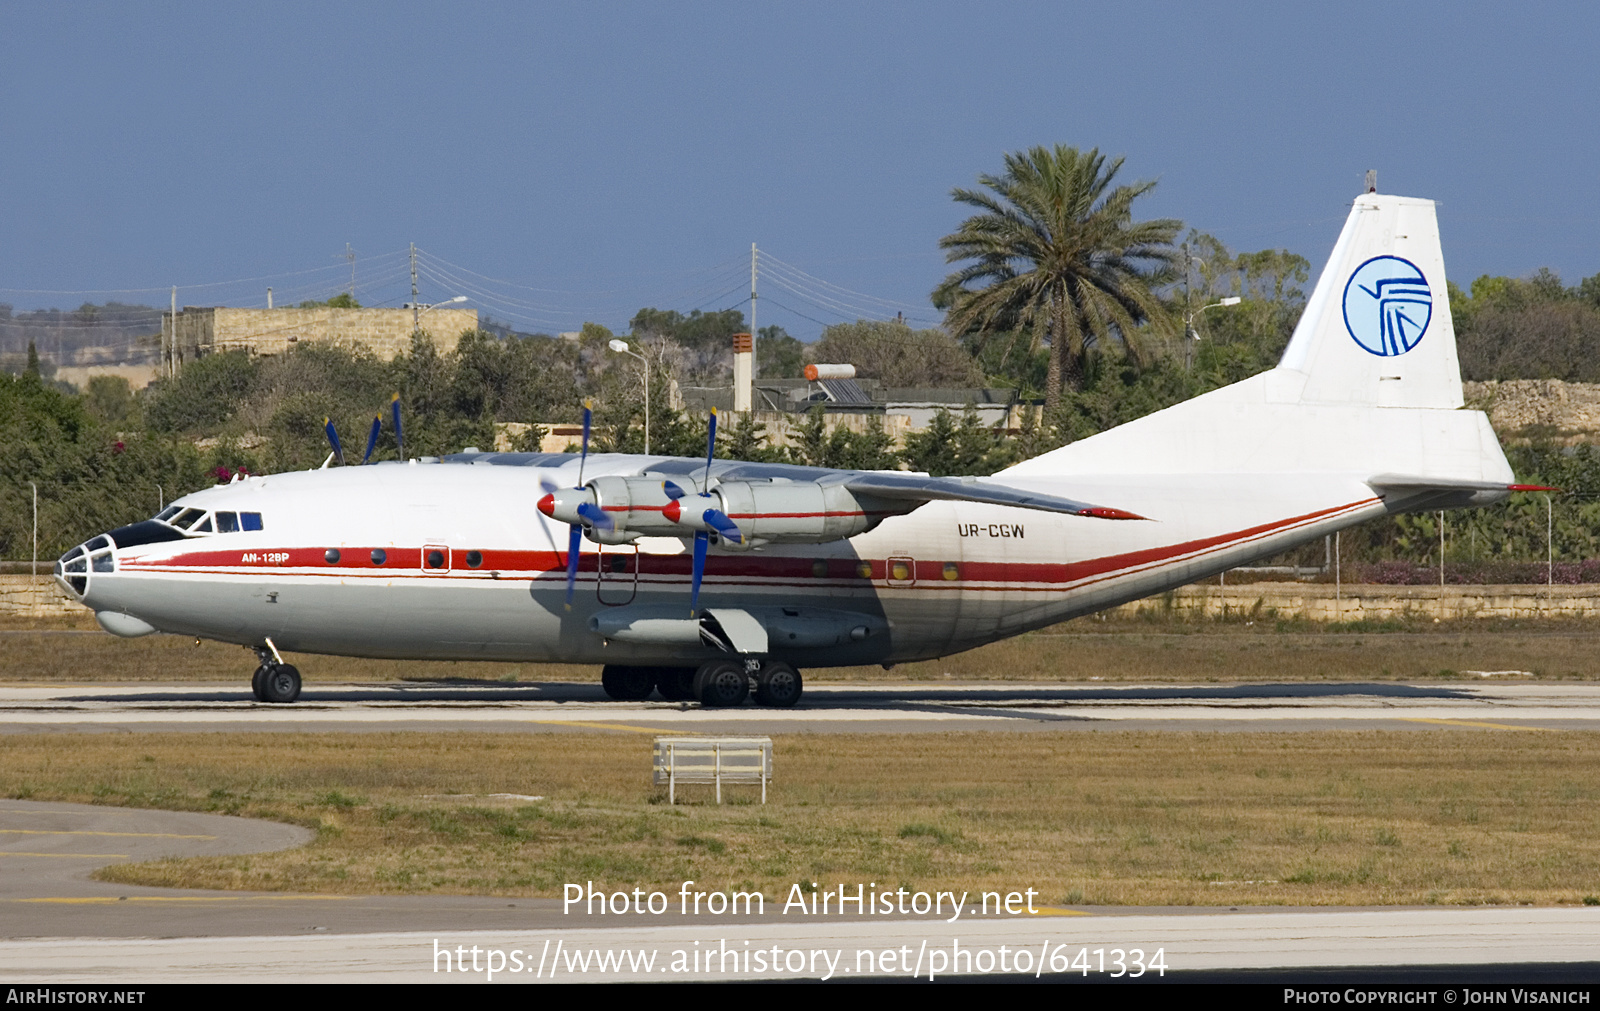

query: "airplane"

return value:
[54, 191, 1535, 706]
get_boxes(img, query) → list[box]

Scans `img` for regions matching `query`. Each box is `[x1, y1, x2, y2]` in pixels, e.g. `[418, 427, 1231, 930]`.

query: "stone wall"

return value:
[0, 576, 82, 619]
[168, 307, 480, 362]
[1463, 379, 1600, 444]
[1108, 582, 1600, 622]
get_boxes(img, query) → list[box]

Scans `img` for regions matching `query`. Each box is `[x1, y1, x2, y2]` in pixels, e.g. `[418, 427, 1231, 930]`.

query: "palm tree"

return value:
[933, 145, 1180, 411]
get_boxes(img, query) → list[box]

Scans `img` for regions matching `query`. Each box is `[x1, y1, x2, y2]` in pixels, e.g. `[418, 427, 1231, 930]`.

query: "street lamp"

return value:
[608, 339, 649, 455]
[1183, 296, 1242, 370]
[412, 294, 468, 329]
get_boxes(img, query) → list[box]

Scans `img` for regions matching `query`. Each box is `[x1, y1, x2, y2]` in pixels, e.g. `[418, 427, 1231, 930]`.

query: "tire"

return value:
[250, 664, 270, 702]
[754, 661, 803, 707]
[600, 665, 654, 701]
[259, 663, 301, 704]
[654, 667, 697, 701]
[693, 660, 749, 708]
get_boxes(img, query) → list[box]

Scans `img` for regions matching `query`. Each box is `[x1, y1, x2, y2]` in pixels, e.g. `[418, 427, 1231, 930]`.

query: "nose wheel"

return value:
[250, 646, 301, 704]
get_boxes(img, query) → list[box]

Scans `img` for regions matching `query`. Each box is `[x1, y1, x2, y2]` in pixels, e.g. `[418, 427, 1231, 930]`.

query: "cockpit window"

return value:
[241, 512, 263, 531]
[216, 511, 239, 533]
[155, 505, 182, 523]
[192, 515, 214, 533]
[172, 508, 205, 530]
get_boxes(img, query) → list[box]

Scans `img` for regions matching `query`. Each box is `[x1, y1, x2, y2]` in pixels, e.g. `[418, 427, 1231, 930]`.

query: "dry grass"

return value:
[4, 730, 1600, 907]
[5, 610, 1600, 683]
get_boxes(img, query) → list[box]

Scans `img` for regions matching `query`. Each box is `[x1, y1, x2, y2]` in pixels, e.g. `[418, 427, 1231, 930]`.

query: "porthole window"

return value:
[890, 561, 911, 581]
[608, 555, 628, 573]
[812, 559, 828, 578]
[426, 549, 446, 569]
[325, 549, 341, 564]
[942, 562, 959, 581]
[466, 550, 483, 569]
[856, 562, 873, 579]
[371, 549, 387, 566]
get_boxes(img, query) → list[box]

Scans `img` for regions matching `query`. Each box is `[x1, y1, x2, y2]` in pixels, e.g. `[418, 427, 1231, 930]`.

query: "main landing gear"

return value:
[250, 645, 301, 704]
[600, 660, 804, 708]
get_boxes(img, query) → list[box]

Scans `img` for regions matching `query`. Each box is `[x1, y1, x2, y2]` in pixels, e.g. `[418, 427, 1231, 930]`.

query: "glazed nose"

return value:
[55, 533, 115, 599]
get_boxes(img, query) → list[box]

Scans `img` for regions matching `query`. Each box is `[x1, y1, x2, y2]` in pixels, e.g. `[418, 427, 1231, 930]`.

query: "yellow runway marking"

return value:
[525, 720, 665, 735]
[0, 852, 129, 859]
[0, 829, 216, 840]
[14, 895, 351, 904]
[1401, 718, 1559, 732]
[1029, 907, 1092, 917]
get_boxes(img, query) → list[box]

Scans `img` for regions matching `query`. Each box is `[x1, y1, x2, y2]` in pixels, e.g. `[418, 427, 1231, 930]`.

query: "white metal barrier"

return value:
[652, 737, 773, 804]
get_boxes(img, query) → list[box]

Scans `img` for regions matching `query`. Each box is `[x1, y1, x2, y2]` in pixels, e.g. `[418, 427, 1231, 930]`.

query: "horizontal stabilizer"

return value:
[843, 473, 1145, 519]
[1367, 474, 1555, 495]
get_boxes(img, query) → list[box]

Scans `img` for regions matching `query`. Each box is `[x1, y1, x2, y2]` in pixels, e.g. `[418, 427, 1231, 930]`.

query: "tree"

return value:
[756, 325, 804, 379]
[933, 145, 1180, 410]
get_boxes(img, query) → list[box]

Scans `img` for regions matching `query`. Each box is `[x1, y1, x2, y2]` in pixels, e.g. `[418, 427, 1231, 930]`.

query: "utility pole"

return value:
[30, 482, 37, 576]
[750, 243, 758, 364]
[346, 243, 357, 299]
[169, 286, 177, 377]
[1182, 242, 1193, 370]
[410, 243, 420, 329]
[267, 287, 273, 309]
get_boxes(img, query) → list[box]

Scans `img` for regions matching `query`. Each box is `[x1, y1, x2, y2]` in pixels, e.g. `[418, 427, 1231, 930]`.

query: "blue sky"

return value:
[2, 1, 1596, 338]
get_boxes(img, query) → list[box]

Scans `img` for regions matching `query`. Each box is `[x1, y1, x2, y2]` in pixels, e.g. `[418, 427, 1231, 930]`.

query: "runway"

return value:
[0, 679, 1597, 734]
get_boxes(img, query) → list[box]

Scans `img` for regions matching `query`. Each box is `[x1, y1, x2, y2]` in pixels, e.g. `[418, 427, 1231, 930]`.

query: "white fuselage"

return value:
[66, 452, 1393, 668]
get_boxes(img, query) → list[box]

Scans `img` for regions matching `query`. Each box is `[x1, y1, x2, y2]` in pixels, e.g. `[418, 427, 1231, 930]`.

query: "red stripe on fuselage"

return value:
[115, 498, 1376, 589]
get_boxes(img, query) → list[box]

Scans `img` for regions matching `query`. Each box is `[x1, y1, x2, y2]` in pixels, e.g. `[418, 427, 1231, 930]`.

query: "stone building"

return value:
[161, 306, 480, 370]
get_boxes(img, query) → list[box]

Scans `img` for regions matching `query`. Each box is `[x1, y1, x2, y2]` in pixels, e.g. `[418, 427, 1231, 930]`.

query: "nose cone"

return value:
[537, 493, 555, 518]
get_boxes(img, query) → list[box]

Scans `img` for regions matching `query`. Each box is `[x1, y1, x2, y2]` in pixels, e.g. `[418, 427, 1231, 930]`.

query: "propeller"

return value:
[531, 401, 616, 609]
[683, 408, 742, 615]
[361, 414, 382, 465]
[322, 418, 346, 466]
[390, 393, 405, 461]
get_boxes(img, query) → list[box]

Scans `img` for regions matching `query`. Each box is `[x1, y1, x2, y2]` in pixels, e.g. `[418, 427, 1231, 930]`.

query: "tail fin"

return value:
[1276, 193, 1462, 408]
[1002, 191, 1509, 483]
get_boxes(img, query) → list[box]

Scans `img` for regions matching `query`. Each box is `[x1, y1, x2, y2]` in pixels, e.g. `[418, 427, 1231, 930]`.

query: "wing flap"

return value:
[843, 473, 1146, 520]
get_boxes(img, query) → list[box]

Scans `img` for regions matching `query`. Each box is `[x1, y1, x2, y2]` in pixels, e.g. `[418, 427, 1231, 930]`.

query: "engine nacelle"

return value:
[541, 474, 886, 548]
[711, 479, 874, 544]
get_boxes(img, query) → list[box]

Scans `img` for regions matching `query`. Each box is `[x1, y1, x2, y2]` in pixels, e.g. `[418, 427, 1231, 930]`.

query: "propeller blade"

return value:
[661, 480, 686, 500]
[701, 508, 742, 545]
[703, 407, 718, 480]
[390, 393, 405, 461]
[577, 399, 593, 486]
[575, 501, 614, 532]
[564, 523, 583, 610]
[539, 476, 561, 495]
[689, 530, 709, 616]
[323, 418, 345, 466]
[361, 415, 381, 465]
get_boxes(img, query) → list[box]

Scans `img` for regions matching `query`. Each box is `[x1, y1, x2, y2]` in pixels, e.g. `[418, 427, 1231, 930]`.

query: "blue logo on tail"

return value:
[1342, 255, 1432, 356]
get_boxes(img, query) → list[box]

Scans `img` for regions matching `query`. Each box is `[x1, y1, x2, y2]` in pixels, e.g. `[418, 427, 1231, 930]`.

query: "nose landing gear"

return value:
[250, 643, 301, 704]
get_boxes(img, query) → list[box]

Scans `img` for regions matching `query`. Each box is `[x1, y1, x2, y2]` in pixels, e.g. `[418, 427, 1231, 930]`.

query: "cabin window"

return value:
[942, 562, 959, 581]
[241, 512, 264, 531]
[812, 559, 828, 578]
[325, 549, 341, 564]
[216, 512, 239, 533]
[426, 549, 446, 569]
[856, 562, 873, 579]
[370, 549, 387, 566]
[466, 551, 483, 569]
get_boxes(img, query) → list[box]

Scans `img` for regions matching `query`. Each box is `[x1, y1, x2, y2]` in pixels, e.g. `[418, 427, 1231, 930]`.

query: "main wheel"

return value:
[693, 660, 749, 707]
[600, 665, 654, 701]
[251, 664, 270, 702]
[754, 660, 803, 707]
[654, 667, 697, 701]
[259, 663, 301, 704]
